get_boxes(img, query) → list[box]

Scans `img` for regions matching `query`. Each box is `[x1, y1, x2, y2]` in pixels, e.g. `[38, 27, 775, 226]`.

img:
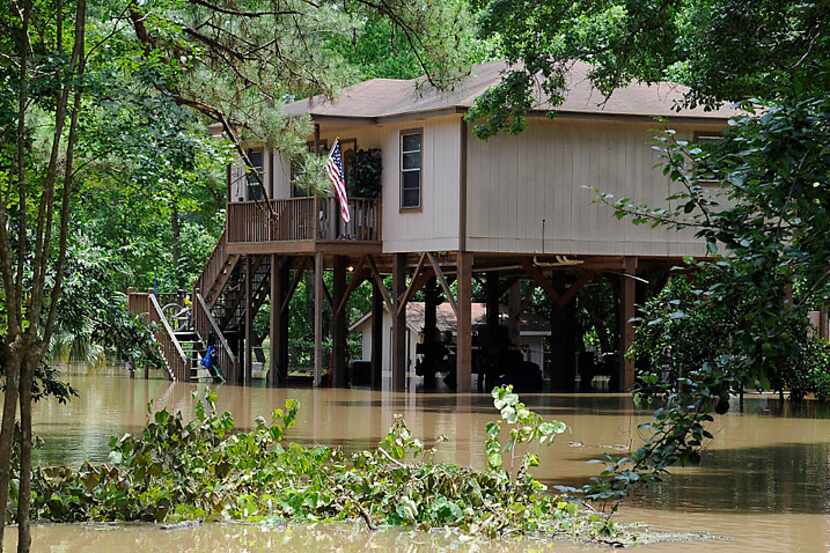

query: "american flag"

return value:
[325, 139, 350, 223]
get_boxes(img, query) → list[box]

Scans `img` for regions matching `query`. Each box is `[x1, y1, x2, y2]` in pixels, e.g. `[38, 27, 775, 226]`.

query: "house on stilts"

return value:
[128, 60, 739, 392]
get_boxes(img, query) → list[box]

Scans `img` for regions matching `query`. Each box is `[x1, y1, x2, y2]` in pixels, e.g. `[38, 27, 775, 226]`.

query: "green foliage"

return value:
[324, 1, 489, 83]
[346, 149, 383, 198]
[23, 388, 620, 542]
[466, 0, 830, 508]
[50, 236, 164, 373]
[467, 0, 829, 137]
[485, 386, 567, 472]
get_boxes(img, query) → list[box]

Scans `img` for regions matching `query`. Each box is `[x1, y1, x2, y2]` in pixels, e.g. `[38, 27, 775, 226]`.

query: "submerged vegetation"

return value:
[20, 387, 628, 544]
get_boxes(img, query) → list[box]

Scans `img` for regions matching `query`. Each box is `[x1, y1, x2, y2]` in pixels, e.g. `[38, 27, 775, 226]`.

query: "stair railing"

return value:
[147, 293, 189, 381]
[194, 291, 238, 382]
[195, 229, 236, 303]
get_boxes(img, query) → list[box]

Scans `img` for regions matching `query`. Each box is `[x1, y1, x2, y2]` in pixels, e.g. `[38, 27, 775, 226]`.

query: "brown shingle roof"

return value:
[283, 61, 739, 121]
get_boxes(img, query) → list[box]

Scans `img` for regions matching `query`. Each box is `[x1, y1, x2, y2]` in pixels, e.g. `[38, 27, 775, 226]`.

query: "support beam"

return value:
[332, 256, 348, 388]
[422, 278, 439, 389]
[483, 271, 501, 392]
[618, 256, 638, 391]
[367, 255, 395, 313]
[396, 253, 427, 316]
[507, 280, 521, 342]
[391, 253, 408, 392]
[243, 256, 253, 386]
[521, 260, 561, 304]
[549, 274, 578, 391]
[456, 252, 473, 393]
[313, 252, 324, 387]
[268, 255, 289, 387]
[427, 252, 458, 317]
[371, 280, 384, 390]
[334, 259, 368, 318]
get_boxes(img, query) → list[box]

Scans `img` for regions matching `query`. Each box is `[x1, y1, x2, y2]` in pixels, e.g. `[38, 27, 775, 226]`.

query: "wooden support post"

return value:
[268, 255, 289, 387]
[423, 278, 439, 389]
[392, 253, 407, 392]
[371, 280, 384, 391]
[549, 294, 577, 390]
[313, 252, 324, 387]
[243, 256, 253, 386]
[618, 257, 638, 391]
[507, 280, 521, 342]
[456, 252, 473, 393]
[333, 256, 348, 388]
[483, 271, 500, 392]
[486, 272, 500, 331]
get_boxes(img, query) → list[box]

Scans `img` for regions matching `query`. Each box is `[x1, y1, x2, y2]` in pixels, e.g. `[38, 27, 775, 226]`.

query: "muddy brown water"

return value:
[6, 373, 830, 552]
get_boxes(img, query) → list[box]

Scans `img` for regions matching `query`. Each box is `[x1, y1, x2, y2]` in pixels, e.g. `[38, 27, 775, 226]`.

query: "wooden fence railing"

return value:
[194, 292, 238, 383]
[226, 197, 381, 244]
[127, 290, 187, 381]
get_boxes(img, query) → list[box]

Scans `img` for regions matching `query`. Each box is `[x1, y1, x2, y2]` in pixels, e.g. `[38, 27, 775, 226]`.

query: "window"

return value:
[693, 132, 723, 187]
[246, 148, 265, 201]
[400, 130, 422, 209]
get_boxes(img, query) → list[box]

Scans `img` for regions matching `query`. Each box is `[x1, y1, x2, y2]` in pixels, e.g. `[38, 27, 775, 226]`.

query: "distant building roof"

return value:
[350, 302, 550, 335]
[284, 60, 739, 122]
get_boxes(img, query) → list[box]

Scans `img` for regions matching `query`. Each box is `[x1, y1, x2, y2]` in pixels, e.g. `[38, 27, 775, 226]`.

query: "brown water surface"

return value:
[8, 373, 830, 552]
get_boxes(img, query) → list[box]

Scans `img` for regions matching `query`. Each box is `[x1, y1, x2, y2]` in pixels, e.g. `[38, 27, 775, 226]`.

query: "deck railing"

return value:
[226, 197, 381, 244]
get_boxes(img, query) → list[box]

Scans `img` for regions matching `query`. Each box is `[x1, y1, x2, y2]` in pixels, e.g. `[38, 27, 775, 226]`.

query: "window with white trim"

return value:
[400, 130, 422, 209]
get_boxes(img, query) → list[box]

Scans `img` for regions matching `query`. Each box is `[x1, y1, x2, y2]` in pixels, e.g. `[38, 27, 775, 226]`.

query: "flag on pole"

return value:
[325, 138, 350, 223]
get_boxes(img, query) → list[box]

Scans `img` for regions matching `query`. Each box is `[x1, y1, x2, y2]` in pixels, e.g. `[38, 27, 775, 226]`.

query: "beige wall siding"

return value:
[270, 149, 292, 199]
[380, 116, 461, 253]
[466, 118, 716, 257]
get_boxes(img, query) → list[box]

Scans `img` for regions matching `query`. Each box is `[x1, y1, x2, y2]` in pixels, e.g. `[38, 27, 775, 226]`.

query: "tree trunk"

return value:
[0, 351, 22, 552]
[16, 355, 34, 553]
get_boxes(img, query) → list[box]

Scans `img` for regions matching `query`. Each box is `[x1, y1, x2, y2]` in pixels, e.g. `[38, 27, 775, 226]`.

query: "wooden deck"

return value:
[226, 197, 382, 255]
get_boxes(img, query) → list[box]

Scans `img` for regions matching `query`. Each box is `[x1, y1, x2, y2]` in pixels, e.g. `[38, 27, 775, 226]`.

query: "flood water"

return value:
[8, 372, 830, 552]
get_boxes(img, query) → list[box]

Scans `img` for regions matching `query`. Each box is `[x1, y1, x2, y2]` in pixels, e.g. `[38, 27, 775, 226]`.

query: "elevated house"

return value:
[128, 61, 737, 391]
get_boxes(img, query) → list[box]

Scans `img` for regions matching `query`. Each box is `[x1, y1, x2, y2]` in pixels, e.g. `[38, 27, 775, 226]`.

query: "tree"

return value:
[466, 0, 830, 498]
[1, 1, 468, 550]
[467, 0, 829, 137]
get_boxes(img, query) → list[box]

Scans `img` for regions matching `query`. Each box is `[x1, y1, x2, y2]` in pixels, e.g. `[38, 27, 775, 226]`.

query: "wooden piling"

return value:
[456, 252, 473, 393]
[333, 256, 348, 387]
[392, 253, 407, 392]
[618, 256, 638, 391]
[313, 252, 324, 386]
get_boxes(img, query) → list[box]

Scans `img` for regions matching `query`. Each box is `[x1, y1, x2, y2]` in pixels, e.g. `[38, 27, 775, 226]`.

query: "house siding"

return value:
[380, 116, 461, 253]
[465, 118, 721, 257]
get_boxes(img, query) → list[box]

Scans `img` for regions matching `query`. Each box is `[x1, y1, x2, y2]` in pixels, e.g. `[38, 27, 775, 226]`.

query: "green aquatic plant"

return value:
[23, 387, 622, 542]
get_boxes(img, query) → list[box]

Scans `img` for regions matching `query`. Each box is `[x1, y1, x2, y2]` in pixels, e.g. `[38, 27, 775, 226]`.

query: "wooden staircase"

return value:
[126, 292, 197, 382]
[128, 229, 273, 383]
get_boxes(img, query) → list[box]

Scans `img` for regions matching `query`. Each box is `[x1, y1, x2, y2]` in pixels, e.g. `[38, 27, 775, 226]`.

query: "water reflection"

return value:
[6, 522, 596, 553]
